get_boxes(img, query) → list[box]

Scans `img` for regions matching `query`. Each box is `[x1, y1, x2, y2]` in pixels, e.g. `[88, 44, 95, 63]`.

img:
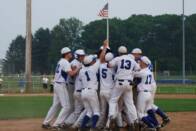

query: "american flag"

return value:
[98, 3, 108, 17]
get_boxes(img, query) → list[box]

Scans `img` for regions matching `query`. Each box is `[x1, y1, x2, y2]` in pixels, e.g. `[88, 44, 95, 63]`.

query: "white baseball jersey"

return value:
[99, 63, 115, 90]
[67, 59, 81, 82]
[69, 59, 83, 90]
[134, 68, 154, 92]
[79, 60, 100, 90]
[54, 58, 71, 83]
[109, 55, 140, 80]
[71, 59, 83, 90]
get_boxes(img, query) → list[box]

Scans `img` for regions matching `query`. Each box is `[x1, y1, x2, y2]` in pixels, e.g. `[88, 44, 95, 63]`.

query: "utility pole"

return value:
[182, 0, 186, 84]
[25, 0, 32, 92]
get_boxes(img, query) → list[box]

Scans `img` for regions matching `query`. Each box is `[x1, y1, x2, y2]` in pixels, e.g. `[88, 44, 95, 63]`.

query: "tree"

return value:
[32, 28, 52, 74]
[49, 18, 83, 72]
[3, 15, 196, 75]
[3, 35, 25, 74]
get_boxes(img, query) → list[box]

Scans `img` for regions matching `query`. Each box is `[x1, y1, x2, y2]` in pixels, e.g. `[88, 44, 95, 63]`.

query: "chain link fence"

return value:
[0, 75, 54, 93]
[0, 74, 196, 94]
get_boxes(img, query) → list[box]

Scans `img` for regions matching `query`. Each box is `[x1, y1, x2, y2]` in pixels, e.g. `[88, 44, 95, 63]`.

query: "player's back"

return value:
[79, 61, 100, 90]
[134, 68, 154, 92]
[99, 63, 115, 90]
[114, 55, 139, 80]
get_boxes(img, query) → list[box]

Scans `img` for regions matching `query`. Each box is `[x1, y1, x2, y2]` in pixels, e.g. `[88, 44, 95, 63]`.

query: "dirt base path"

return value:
[1, 93, 196, 99]
[156, 94, 196, 99]
[0, 112, 196, 131]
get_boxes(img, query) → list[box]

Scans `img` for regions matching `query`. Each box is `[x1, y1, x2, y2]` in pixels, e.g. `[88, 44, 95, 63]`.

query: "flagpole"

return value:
[107, 2, 109, 42]
[107, 15, 109, 42]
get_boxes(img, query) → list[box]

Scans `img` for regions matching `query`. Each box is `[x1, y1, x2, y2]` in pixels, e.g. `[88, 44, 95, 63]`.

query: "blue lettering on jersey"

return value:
[85, 71, 91, 81]
[145, 74, 152, 84]
[112, 74, 115, 80]
[96, 72, 99, 82]
[101, 68, 107, 79]
[61, 70, 68, 82]
[148, 64, 153, 72]
[120, 59, 131, 69]
[55, 64, 60, 73]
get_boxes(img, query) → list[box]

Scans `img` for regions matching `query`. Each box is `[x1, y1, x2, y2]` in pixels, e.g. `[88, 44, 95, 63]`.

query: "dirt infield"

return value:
[156, 94, 196, 99]
[1, 93, 196, 99]
[0, 112, 195, 131]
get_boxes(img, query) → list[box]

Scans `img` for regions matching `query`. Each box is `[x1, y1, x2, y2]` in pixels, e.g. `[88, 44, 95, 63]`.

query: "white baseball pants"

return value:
[43, 83, 70, 126]
[109, 80, 137, 125]
[137, 91, 153, 119]
[65, 90, 84, 125]
[81, 88, 100, 117]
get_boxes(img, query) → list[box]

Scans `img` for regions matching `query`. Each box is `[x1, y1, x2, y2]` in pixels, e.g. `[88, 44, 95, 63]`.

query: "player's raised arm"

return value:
[99, 40, 109, 63]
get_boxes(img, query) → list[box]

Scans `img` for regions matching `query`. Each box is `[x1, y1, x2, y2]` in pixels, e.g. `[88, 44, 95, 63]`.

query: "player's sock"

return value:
[142, 116, 155, 128]
[81, 115, 90, 128]
[156, 108, 168, 120]
[92, 115, 99, 128]
[147, 109, 159, 126]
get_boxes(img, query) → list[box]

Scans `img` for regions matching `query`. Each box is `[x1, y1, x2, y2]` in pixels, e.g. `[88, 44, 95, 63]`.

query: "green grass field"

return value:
[0, 96, 196, 120]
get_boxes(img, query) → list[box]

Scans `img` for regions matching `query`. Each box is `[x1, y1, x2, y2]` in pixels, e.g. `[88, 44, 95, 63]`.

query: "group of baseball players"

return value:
[42, 40, 170, 131]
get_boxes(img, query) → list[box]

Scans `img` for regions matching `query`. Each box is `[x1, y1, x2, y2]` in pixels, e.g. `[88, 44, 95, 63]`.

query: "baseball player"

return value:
[42, 47, 80, 130]
[134, 56, 158, 131]
[64, 49, 86, 127]
[132, 48, 170, 128]
[98, 52, 114, 128]
[146, 59, 170, 128]
[97, 52, 124, 129]
[78, 40, 108, 131]
[132, 48, 142, 62]
[107, 46, 140, 130]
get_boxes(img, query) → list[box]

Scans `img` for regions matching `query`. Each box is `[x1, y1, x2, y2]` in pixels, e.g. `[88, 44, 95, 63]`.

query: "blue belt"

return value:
[55, 81, 65, 84]
[76, 90, 82, 92]
[82, 88, 91, 90]
[118, 79, 133, 85]
[55, 82, 68, 86]
[69, 82, 74, 85]
[143, 90, 149, 92]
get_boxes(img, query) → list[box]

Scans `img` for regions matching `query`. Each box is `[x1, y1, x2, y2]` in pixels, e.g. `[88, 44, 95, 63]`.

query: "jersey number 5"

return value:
[101, 69, 107, 79]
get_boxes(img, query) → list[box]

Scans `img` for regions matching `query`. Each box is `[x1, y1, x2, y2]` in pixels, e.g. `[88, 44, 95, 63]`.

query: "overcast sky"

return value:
[0, 0, 196, 59]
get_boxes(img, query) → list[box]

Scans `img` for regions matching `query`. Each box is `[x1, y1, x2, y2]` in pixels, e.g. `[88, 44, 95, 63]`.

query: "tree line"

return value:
[2, 14, 196, 75]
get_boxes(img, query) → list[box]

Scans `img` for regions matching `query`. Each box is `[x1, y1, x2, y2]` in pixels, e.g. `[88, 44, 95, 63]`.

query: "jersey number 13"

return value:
[120, 59, 131, 69]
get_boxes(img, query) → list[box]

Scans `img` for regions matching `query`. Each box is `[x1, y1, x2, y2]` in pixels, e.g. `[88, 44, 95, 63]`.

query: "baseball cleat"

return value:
[78, 127, 90, 131]
[42, 124, 51, 129]
[103, 128, 111, 131]
[90, 128, 100, 131]
[109, 118, 116, 129]
[146, 128, 157, 131]
[51, 126, 61, 131]
[60, 123, 69, 129]
[71, 124, 80, 129]
[161, 117, 170, 127]
[156, 125, 161, 131]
